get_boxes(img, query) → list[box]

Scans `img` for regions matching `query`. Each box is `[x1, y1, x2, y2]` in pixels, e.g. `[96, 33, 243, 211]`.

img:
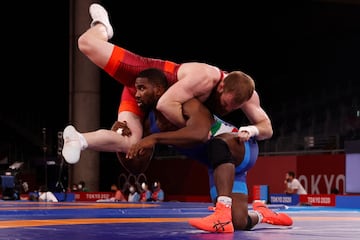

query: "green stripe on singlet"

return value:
[210, 121, 222, 136]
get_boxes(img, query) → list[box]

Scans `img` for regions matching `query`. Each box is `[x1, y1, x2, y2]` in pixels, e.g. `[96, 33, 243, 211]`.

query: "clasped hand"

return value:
[126, 136, 156, 159]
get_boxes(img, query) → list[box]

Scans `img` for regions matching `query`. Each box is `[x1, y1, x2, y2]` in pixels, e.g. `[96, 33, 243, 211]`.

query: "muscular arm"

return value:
[127, 99, 214, 158]
[153, 99, 214, 146]
[239, 90, 273, 141]
[156, 63, 221, 127]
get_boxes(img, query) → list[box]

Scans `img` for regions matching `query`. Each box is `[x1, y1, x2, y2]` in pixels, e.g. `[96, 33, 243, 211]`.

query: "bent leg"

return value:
[62, 111, 143, 164]
[78, 7, 115, 70]
[78, 4, 180, 89]
[84, 110, 143, 153]
[231, 193, 260, 230]
[188, 138, 235, 233]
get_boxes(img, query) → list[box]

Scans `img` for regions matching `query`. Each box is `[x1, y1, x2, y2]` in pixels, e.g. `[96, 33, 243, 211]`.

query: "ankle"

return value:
[77, 133, 88, 150]
[254, 210, 263, 223]
[217, 196, 232, 208]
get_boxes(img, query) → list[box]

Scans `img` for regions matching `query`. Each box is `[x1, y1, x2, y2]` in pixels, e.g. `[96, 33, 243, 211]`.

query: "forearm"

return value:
[252, 118, 273, 141]
[241, 92, 273, 141]
[248, 119, 273, 140]
[151, 128, 209, 148]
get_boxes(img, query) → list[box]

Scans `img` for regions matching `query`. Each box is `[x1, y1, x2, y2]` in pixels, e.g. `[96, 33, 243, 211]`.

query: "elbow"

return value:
[256, 126, 273, 141]
[259, 120, 273, 140]
[156, 100, 172, 121]
[193, 129, 210, 144]
[260, 129, 273, 141]
[156, 99, 185, 127]
[156, 98, 167, 114]
[198, 135, 210, 144]
[191, 136, 208, 146]
[267, 127, 274, 139]
[265, 118, 274, 139]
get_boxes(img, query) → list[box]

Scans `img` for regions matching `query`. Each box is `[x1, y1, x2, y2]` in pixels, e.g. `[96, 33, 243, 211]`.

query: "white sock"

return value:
[217, 196, 232, 207]
[253, 210, 263, 223]
[77, 132, 88, 150]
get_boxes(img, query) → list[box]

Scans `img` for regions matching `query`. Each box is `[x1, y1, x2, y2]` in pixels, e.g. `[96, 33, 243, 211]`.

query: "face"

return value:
[135, 77, 159, 112]
[211, 90, 241, 116]
[286, 173, 293, 181]
[220, 92, 241, 113]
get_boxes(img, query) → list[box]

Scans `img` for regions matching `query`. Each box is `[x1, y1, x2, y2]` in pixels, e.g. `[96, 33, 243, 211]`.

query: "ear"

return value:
[155, 86, 166, 96]
[217, 80, 224, 93]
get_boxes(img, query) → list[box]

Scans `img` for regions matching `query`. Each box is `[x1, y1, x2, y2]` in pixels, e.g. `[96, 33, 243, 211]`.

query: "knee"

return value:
[207, 138, 235, 169]
[78, 34, 91, 55]
[78, 31, 99, 56]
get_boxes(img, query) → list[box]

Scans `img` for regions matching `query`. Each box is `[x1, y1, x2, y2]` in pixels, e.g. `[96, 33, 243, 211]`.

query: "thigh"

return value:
[215, 133, 245, 166]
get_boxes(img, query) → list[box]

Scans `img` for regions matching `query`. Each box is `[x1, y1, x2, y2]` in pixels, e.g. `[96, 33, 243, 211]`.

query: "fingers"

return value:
[237, 131, 251, 142]
[126, 146, 137, 159]
[126, 145, 144, 159]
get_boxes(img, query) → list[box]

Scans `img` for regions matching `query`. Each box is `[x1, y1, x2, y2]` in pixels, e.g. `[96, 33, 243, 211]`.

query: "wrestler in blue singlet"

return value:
[148, 111, 259, 201]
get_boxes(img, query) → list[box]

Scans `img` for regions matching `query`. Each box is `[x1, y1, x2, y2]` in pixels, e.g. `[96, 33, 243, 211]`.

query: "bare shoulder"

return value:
[178, 62, 221, 81]
[178, 62, 222, 95]
[240, 90, 267, 122]
[242, 90, 260, 108]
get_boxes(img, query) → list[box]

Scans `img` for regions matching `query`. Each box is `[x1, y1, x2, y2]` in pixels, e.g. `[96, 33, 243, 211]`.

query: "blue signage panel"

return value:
[270, 193, 299, 205]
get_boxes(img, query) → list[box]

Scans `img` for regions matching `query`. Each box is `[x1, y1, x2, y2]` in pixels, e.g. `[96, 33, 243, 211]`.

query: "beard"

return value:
[138, 94, 158, 114]
[139, 103, 151, 114]
[205, 91, 227, 116]
[139, 101, 157, 115]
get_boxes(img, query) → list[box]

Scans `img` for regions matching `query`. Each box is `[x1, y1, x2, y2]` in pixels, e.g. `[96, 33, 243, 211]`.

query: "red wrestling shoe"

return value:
[207, 205, 216, 211]
[253, 201, 293, 226]
[189, 202, 234, 233]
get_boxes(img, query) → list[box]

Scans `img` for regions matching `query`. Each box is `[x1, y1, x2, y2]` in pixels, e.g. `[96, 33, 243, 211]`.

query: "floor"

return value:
[0, 200, 359, 240]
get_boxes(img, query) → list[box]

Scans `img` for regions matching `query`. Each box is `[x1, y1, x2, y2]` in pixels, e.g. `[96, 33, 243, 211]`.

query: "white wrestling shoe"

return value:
[89, 3, 114, 39]
[62, 125, 81, 164]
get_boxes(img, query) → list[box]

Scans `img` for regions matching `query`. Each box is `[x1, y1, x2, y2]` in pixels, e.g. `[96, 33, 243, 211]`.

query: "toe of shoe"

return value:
[279, 214, 293, 226]
[62, 146, 80, 164]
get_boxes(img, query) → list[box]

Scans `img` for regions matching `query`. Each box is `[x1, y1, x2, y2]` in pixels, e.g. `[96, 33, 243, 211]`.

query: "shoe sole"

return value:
[188, 218, 234, 233]
[62, 125, 81, 164]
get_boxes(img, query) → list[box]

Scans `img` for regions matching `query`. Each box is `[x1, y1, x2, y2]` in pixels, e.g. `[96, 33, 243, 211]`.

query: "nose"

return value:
[135, 90, 141, 98]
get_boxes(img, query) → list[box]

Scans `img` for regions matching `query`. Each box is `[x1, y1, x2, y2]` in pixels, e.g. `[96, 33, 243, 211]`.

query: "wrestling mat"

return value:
[0, 201, 359, 240]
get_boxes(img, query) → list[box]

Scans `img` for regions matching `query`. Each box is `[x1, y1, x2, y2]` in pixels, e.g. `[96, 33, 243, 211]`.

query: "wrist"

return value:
[239, 125, 259, 137]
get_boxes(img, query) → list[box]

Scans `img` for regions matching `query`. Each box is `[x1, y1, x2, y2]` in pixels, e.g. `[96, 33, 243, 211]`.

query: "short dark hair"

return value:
[138, 68, 168, 89]
[288, 171, 295, 178]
